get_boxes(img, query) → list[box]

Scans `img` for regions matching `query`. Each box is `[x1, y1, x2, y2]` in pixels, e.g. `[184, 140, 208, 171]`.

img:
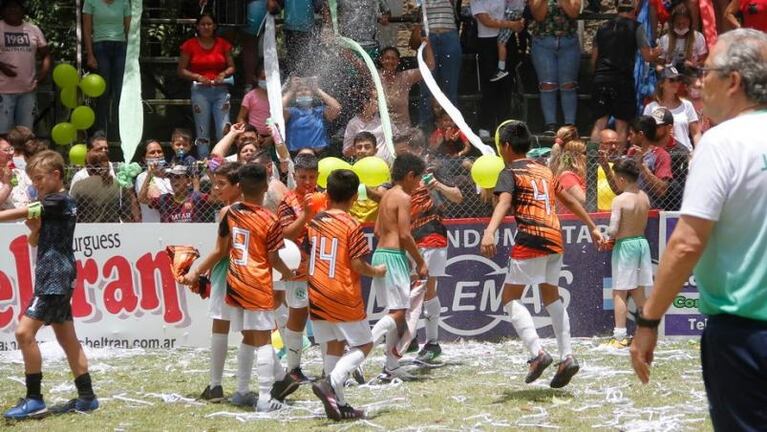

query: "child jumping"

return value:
[605, 158, 652, 348]
[0, 150, 98, 419]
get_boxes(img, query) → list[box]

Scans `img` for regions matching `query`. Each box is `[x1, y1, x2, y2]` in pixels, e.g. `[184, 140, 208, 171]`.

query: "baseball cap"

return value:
[651, 107, 674, 126]
[165, 164, 189, 177]
[659, 65, 681, 81]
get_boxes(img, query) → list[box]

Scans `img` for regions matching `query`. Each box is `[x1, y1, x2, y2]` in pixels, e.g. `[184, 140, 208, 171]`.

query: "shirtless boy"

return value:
[369, 154, 429, 381]
[605, 158, 651, 348]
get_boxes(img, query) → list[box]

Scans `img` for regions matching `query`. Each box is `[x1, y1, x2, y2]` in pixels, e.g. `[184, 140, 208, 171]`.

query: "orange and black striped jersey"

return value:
[277, 191, 327, 280]
[494, 159, 564, 259]
[410, 184, 448, 248]
[305, 210, 370, 322]
[218, 202, 284, 311]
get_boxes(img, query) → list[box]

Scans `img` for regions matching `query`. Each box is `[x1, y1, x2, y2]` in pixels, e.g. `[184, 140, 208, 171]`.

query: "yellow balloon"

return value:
[271, 330, 284, 351]
[494, 119, 519, 155]
[317, 157, 352, 189]
[471, 154, 506, 189]
[60, 86, 78, 109]
[352, 156, 390, 187]
[69, 144, 88, 166]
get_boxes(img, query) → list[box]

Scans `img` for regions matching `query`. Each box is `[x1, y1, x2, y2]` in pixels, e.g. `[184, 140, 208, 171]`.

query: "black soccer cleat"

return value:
[311, 378, 341, 421]
[525, 350, 553, 384]
[338, 403, 365, 420]
[288, 367, 313, 384]
[416, 342, 442, 363]
[199, 385, 224, 403]
[271, 373, 299, 402]
[550, 355, 580, 388]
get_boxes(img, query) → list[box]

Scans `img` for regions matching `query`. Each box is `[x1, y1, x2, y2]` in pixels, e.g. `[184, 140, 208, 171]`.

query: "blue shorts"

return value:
[244, 0, 267, 36]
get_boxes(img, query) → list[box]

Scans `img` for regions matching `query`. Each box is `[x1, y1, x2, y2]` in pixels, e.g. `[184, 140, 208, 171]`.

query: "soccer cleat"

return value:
[377, 366, 417, 383]
[49, 397, 99, 414]
[311, 378, 341, 420]
[229, 391, 258, 408]
[256, 397, 287, 413]
[525, 350, 554, 384]
[405, 339, 420, 354]
[338, 403, 366, 420]
[416, 343, 442, 363]
[550, 355, 580, 388]
[489, 69, 509, 82]
[270, 373, 299, 402]
[3, 398, 48, 420]
[288, 367, 313, 384]
[602, 337, 631, 349]
[199, 385, 224, 403]
[351, 366, 366, 385]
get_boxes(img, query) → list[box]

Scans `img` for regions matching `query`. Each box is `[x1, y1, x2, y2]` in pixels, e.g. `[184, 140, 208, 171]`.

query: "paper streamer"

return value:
[264, 14, 286, 143]
[119, 0, 143, 163]
[418, 3, 494, 156]
[394, 279, 427, 357]
[328, 0, 394, 157]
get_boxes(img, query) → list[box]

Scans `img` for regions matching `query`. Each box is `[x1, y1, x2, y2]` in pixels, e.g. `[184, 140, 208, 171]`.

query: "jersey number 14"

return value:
[308, 236, 339, 278]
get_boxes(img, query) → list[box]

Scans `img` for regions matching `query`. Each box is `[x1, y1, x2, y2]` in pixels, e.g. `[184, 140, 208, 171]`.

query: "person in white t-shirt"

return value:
[69, 134, 115, 191]
[631, 29, 767, 432]
[657, 4, 707, 71]
[133, 139, 172, 222]
[643, 66, 700, 152]
[0, 0, 52, 134]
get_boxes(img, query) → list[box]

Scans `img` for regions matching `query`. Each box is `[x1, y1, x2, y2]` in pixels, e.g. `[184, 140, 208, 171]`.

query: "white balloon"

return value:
[273, 239, 301, 281]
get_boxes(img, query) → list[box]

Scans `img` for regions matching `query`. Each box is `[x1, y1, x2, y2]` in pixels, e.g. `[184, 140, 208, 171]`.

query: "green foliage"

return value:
[25, 0, 77, 62]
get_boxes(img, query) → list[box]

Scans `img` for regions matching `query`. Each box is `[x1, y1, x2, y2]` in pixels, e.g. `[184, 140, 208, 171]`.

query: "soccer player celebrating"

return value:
[276, 153, 324, 383]
[393, 131, 463, 362]
[0, 151, 98, 419]
[480, 121, 603, 388]
[369, 154, 429, 381]
[186, 164, 296, 412]
[306, 169, 387, 420]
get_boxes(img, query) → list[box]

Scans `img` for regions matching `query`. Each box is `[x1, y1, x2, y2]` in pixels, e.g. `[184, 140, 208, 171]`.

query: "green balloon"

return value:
[80, 74, 106, 98]
[51, 122, 77, 146]
[69, 144, 88, 166]
[60, 86, 78, 109]
[352, 157, 390, 187]
[470, 155, 505, 189]
[71, 106, 95, 130]
[317, 157, 352, 189]
[52, 64, 79, 88]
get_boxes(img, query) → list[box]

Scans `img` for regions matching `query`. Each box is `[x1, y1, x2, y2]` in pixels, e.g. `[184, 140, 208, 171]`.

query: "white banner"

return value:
[0, 224, 218, 351]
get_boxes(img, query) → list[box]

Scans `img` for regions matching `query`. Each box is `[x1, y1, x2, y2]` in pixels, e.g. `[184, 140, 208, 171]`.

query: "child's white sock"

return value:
[505, 300, 542, 358]
[324, 354, 340, 376]
[284, 328, 303, 370]
[209, 333, 228, 387]
[330, 348, 366, 406]
[385, 323, 400, 370]
[423, 297, 441, 343]
[255, 345, 275, 402]
[236, 343, 256, 394]
[613, 327, 627, 340]
[546, 299, 573, 360]
[498, 60, 506, 71]
[371, 315, 396, 345]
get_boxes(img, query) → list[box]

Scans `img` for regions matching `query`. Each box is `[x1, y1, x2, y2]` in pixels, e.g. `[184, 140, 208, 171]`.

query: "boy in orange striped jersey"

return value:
[307, 169, 386, 421]
[186, 164, 297, 412]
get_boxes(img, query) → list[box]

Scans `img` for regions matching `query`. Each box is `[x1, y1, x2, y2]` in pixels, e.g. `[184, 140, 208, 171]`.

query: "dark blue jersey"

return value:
[35, 192, 77, 295]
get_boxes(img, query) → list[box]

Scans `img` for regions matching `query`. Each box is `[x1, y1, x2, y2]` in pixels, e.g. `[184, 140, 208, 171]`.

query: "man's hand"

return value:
[631, 145, 648, 164]
[25, 217, 41, 232]
[591, 227, 605, 246]
[480, 231, 496, 258]
[0, 62, 17, 77]
[630, 326, 658, 384]
[416, 261, 428, 280]
[230, 122, 246, 135]
[597, 150, 610, 168]
[87, 53, 98, 70]
[181, 268, 200, 286]
[302, 193, 315, 217]
[373, 264, 387, 278]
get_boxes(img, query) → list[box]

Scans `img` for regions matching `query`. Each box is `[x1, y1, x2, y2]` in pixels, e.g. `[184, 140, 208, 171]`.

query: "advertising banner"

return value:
[658, 212, 705, 336]
[0, 215, 662, 349]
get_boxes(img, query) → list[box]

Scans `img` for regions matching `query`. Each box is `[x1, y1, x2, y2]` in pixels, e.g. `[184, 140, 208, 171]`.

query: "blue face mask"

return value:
[257, 80, 267, 89]
[296, 96, 313, 107]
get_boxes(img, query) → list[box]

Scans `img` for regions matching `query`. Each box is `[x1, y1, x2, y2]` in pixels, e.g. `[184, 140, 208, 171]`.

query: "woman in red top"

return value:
[725, 0, 767, 32]
[553, 139, 587, 212]
[178, 13, 235, 158]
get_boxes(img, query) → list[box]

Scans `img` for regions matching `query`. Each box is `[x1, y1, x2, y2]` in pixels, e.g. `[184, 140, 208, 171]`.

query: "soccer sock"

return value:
[324, 354, 340, 376]
[236, 343, 256, 394]
[385, 323, 400, 370]
[498, 60, 506, 71]
[25, 372, 42, 401]
[546, 299, 573, 360]
[330, 348, 366, 407]
[424, 297, 441, 343]
[209, 333, 228, 387]
[74, 372, 95, 400]
[255, 345, 275, 402]
[613, 327, 627, 340]
[371, 315, 396, 345]
[505, 300, 542, 358]
[272, 350, 286, 381]
[284, 328, 303, 371]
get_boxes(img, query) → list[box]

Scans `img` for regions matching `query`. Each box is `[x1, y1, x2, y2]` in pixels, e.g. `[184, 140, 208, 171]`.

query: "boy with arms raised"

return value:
[185, 164, 296, 412]
[604, 158, 651, 348]
[307, 169, 387, 420]
[0, 150, 98, 419]
[276, 153, 324, 382]
[369, 154, 429, 381]
[480, 121, 603, 388]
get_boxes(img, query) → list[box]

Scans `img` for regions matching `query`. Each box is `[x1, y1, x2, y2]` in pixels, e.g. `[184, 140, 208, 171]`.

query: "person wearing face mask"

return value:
[282, 76, 342, 156]
[237, 63, 272, 135]
[133, 139, 172, 223]
[658, 4, 707, 71]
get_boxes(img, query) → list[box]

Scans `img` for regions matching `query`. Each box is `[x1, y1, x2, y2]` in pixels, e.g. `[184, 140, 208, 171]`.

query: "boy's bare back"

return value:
[375, 185, 411, 250]
[610, 190, 650, 240]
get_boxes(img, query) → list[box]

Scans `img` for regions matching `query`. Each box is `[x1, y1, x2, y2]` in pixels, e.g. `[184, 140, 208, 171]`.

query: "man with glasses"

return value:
[631, 29, 767, 431]
[69, 132, 114, 192]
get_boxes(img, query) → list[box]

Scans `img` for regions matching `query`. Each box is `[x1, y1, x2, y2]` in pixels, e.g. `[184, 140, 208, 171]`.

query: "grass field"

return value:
[0, 338, 711, 431]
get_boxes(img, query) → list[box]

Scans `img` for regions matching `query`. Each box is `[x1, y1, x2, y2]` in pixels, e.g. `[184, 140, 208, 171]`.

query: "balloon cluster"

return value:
[115, 162, 143, 188]
[316, 156, 391, 193]
[51, 64, 107, 158]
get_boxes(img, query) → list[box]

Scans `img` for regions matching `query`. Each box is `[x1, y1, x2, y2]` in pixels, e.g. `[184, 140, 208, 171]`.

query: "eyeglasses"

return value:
[667, 77, 682, 83]
[700, 66, 728, 77]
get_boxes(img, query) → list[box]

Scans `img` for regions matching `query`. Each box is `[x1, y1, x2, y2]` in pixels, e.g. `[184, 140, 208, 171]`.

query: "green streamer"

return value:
[119, 0, 143, 163]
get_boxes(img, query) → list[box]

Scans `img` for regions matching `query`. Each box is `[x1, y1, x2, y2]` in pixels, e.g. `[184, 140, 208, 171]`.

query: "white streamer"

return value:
[264, 15, 286, 142]
[418, 4, 495, 156]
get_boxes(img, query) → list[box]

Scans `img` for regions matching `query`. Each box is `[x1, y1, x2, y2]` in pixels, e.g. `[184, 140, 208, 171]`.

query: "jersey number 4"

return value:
[530, 179, 551, 215]
[308, 236, 338, 278]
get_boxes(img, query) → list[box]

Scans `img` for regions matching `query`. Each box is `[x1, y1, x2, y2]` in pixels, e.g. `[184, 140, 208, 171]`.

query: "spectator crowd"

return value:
[1, 0, 765, 222]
